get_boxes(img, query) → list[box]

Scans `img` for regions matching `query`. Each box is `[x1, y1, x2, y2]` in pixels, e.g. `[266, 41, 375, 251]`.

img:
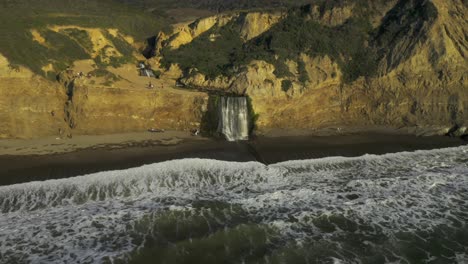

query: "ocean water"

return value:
[0, 146, 467, 264]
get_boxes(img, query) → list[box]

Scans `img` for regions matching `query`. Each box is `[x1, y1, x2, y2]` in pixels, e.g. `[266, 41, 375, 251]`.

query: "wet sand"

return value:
[249, 134, 466, 164]
[0, 131, 202, 156]
[0, 133, 467, 185]
[0, 139, 254, 186]
[0, 133, 465, 186]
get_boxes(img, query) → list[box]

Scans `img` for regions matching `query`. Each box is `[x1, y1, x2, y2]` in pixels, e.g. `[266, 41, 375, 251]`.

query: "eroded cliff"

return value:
[0, 54, 68, 139]
[1, 0, 467, 139]
[154, 0, 467, 136]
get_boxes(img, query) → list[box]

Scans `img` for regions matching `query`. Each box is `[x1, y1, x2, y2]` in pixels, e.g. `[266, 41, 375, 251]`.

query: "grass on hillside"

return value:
[160, 6, 379, 84]
[0, 0, 168, 78]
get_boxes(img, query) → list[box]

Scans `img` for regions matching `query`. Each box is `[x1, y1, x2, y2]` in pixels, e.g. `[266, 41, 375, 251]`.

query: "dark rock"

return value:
[345, 194, 360, 200]
[445, 124, 459, 137]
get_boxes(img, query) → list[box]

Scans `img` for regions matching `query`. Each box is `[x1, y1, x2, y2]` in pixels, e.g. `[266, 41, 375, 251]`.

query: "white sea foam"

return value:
[0, 146, 467, 263]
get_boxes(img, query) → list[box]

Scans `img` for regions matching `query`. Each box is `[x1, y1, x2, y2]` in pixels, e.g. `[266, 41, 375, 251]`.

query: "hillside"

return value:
[0, 0, 169, 78]
[0, 0, 466, 139]
[116, 0, 311, 11]
[150, 0, 467, 136]
[0, 0, 204, 138]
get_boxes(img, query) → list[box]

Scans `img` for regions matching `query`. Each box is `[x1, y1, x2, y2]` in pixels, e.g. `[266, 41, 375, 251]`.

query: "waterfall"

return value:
[217, 97, 249, 141]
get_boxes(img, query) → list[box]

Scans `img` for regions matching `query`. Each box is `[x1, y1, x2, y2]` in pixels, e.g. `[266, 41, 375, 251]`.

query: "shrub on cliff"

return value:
[160, 4, 379, 83]
[0, 0, 167, 77]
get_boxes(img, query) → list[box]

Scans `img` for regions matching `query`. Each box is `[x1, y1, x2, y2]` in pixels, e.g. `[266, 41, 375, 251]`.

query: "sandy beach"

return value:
[0, 130, 205, 156]
[0, 129, 466, 186]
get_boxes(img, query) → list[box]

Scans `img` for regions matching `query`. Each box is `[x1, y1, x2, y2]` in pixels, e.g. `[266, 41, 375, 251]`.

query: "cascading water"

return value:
[217, 97, 249, 141]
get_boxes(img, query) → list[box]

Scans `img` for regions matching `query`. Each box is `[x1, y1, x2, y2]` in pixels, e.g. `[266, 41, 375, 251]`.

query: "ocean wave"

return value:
[0, 146, 467, 263]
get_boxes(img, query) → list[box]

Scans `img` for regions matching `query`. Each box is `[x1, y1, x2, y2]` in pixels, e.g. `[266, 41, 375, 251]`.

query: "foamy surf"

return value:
[0, 146, 467, 263]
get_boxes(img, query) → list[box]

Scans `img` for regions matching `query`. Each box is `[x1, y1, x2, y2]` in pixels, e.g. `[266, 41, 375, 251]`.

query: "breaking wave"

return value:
[0, 146, 467, 263]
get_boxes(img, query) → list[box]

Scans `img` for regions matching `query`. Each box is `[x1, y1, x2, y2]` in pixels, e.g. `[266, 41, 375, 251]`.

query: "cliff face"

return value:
[0, 1, 466, 139]
[155, 12, 282, 52]
[158, 15, 235, 50]
[0, 54, 67, 139]
[63, 78, 208, 135]
[155, 0, 467, 135]
[0, 23, 210, 139]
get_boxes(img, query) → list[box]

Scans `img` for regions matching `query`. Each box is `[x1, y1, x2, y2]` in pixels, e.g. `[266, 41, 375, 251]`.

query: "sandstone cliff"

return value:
[154, 0, 467, 136]
[61, 74, 209, 135]
[0, 54, 67, 139]
[0, 0, 466, 139]
[154, 12, 282, 53]
[0, 24, 210, 139]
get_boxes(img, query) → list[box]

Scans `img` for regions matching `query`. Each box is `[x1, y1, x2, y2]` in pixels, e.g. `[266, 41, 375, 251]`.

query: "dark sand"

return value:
[0, 134, 465, 186]
[250, 134, 467, 164]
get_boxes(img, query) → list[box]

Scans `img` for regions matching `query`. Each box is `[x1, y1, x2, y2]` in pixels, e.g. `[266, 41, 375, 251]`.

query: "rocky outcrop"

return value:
[239, 12, 282, 41]
[304, 4, 354, 26]
[154, 12, 282, 53]
[299, 54, 341, 88]
[157, 14, 237, 51]
[180, 71, 232, 91]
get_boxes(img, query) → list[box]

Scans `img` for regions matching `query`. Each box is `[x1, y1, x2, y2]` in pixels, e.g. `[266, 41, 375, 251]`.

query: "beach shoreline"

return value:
[0, 129, 466, 186]
[0, 126, 456, 156]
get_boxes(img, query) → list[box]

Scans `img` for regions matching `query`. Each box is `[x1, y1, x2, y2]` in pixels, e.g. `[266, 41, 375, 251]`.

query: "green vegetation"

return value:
[297, 59, 309, 83]
[200, 95, 220, 136]
[89, 68, 118, 80]
[151, 69, 162, 78]
[281, 80, 293, 93]
[246, 96, 259, 134]
[40, 29, 91, 79]
[117, 0, 314, 12]
[103, 32, 135, 59]
[373, 0, 438, 72]
[94, 44, 134, 69]
[0, 0, 167, 76]
[161, 5, 380, 83]
[2, 0, 310, 78]
[89, 68, 120, 86]
[161, 20, 245, 79]
[61, 28, 94, 53]
[0, 0, 432, 84]
[248, 12, 379, 83]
